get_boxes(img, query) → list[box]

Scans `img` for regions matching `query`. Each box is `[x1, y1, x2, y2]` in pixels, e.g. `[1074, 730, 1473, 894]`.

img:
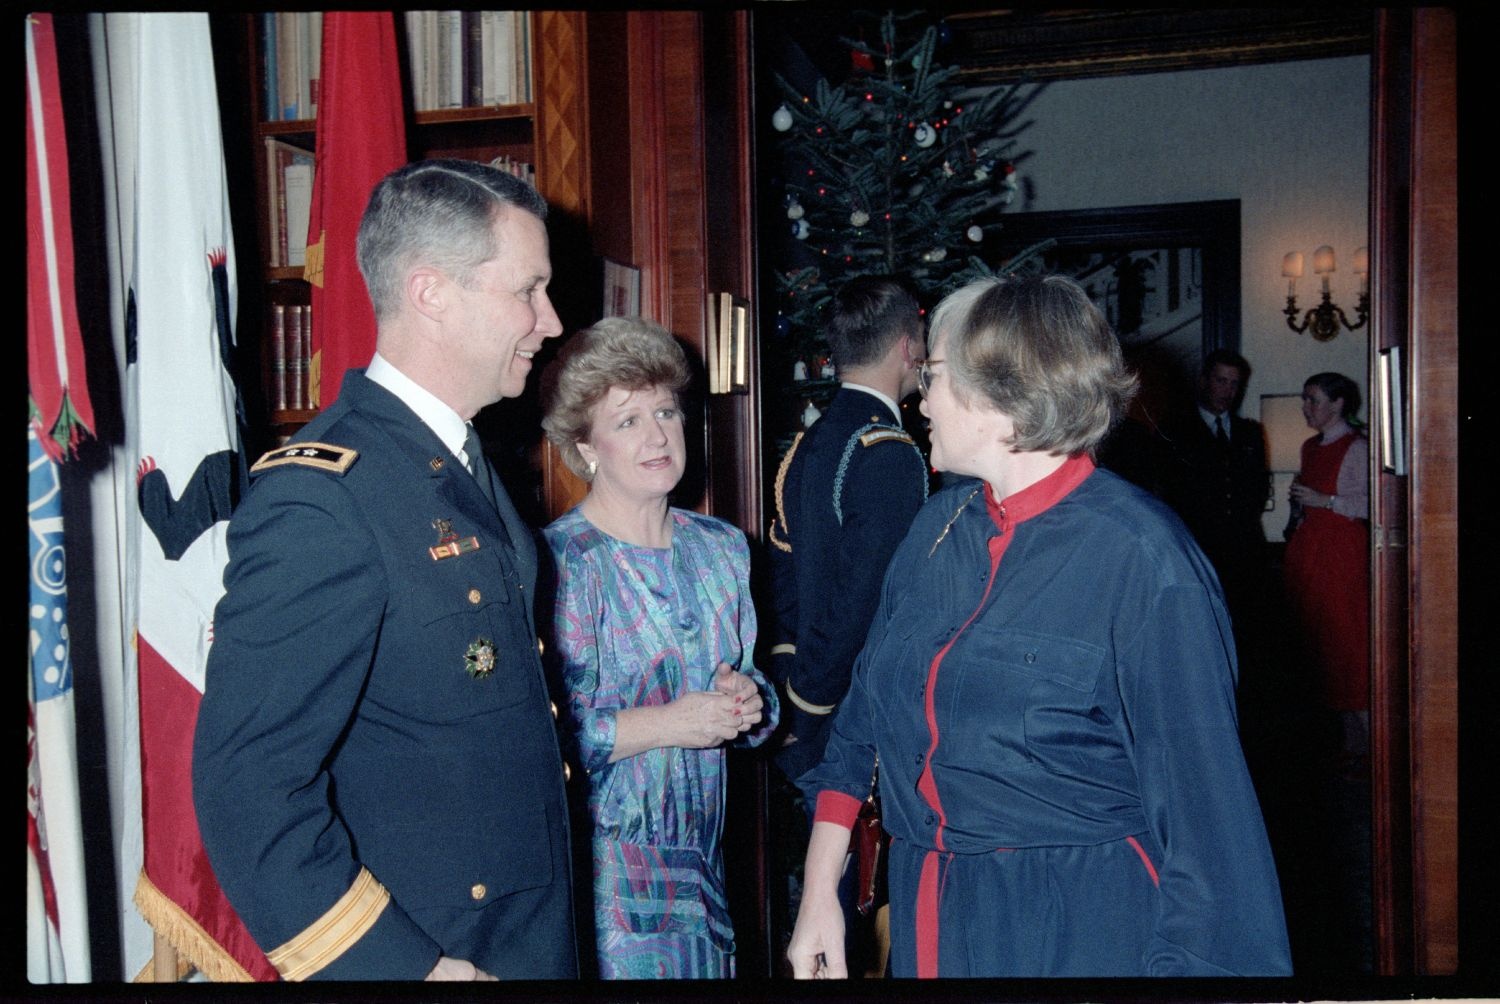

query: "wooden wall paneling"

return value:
[534, 10, 592, 522]
[1369, 7, 1414, 975]
[1404, 7, 1459, 975]
[535, 10, 588, 220]
[702, 10, 763, 537]
[626, 13, 672, 336]
[1369, 6, 1459, 976]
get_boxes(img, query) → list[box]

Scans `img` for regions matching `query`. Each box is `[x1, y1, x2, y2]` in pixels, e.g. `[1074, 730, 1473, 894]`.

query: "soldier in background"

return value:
[767, 275, 929, 974]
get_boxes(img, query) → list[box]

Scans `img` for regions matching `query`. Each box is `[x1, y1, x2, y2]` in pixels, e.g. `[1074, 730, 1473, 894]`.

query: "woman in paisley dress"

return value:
[539, 316, 778, 978]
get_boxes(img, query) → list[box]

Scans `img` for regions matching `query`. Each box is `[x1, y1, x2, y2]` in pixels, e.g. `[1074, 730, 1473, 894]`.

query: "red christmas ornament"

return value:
[851, 48, 875, 72]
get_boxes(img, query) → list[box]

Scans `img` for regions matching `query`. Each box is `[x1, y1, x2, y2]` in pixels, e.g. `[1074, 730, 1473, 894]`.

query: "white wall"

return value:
[1008, 55, 1371, 534]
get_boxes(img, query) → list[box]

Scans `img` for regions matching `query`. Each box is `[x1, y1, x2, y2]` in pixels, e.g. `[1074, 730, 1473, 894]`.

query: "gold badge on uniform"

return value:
[465, 637, 496, 678]
[429, 517, 481, 560]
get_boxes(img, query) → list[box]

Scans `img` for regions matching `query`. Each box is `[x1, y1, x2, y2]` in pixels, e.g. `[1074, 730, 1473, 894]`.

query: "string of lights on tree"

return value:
[768, 9, 1052, 435]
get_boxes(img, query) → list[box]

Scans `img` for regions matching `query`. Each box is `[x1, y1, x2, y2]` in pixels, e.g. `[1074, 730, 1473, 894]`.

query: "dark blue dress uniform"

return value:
[768, 386, 928, 784]
[192, 370, 576, 981]
[804, 457, 1291, 976]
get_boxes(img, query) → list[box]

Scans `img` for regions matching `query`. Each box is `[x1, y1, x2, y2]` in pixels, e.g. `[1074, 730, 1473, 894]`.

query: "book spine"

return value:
[278, 12, 298, 120]
[480, 12, 498, 106]
[519, 12, 531, 103]
[264, 136, 282, 267]
[404, 12, 424, 112]
[424, 12, 439, 112]
[302, 304, 314, 408]
[308, 12, 322, 117]
[296, 12, 311, 120]
[438, 11, 462, 109]
[261, 13, 279, 121]
[284, 154, 314, 267]
[494, 11, 514, 105]
[286, 305, 303, 410]
[463, 11, 482, 107]
[276, 144, 291, 267]
[271, 304, 287, 411]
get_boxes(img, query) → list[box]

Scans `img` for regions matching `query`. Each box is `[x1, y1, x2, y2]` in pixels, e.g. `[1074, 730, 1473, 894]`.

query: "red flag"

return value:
[26, 12, 94, 461]
[303, 12, 407, 409]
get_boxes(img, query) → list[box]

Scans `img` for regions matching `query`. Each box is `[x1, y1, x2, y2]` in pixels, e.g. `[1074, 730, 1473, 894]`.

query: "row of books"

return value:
[270, 304, 315, 412]
[405, 11, 532, 112]
[487, 154, 536, 187]
[265, 138, 314, 269]
[260, 13, 321, 122]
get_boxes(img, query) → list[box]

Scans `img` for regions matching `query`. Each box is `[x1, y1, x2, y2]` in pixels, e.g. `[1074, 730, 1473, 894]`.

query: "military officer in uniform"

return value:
[193, 159, 576, 981]
[769, 276, 929, 784]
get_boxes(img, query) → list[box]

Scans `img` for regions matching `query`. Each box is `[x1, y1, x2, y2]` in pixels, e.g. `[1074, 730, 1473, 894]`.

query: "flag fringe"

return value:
[132, 871, 256, 982]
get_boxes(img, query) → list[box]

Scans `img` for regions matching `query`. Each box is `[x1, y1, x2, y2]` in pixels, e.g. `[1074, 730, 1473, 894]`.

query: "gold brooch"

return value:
[464, 637, 496, 678]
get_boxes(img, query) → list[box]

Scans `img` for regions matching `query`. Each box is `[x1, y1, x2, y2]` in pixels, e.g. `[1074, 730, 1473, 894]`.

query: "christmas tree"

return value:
[767, 9, 1049, 441]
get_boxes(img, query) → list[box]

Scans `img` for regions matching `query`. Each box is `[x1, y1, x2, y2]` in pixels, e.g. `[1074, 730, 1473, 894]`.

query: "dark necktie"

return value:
[1215, 415, 1229, 447]
[463, 424, 499, 513]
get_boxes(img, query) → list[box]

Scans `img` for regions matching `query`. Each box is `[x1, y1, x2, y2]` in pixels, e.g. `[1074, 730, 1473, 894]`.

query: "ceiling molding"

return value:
[942, 8, 1373, 84]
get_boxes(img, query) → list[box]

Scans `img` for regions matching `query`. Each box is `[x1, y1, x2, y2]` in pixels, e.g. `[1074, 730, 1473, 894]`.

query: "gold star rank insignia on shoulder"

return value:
[430, 517, 482, 560]
[465, 637, 496, 678]
[250, 442, 359, 474]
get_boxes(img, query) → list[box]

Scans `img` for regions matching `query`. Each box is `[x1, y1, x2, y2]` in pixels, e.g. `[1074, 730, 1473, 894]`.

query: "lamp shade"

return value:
[1260, 394, 1309, 473]
[1312, 245, 1337, 275]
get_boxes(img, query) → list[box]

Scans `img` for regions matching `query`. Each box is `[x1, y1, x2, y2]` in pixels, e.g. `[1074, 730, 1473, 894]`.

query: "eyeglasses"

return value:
[917, 358, 944, 397]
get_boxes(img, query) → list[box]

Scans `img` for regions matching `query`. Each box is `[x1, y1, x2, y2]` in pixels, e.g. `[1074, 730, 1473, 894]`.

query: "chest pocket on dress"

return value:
[943, 627, 1105, 771]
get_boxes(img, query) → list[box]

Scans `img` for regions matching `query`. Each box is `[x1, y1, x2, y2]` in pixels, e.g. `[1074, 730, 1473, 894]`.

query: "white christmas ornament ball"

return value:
[850, 209, 870, 228]
[772, 104, 794, 132]
[787, 201, 805, 220]
[913, 122, 936, 148]
[967, 225, 984, 242]
[791, 219, 810, 240]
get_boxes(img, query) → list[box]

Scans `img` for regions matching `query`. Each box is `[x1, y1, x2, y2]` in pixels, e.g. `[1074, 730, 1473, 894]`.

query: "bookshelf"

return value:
[225, 11, 552, 437]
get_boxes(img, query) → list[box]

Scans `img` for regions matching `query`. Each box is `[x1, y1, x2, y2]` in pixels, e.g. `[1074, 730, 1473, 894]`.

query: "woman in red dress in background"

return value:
[1285, 372, 1370, 768]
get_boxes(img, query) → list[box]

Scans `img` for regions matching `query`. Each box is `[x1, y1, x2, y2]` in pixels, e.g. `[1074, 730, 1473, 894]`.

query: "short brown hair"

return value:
[540, 317, 692, 480]
[929, 274, 1137, 456]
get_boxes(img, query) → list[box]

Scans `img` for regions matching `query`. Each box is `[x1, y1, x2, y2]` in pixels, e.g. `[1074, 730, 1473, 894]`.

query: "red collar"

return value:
[984, 454, 1095, 531]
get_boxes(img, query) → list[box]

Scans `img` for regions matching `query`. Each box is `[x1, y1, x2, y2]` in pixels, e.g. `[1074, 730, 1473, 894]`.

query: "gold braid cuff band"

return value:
[267, 867, 391, 981]
[786, 681, 837, 716]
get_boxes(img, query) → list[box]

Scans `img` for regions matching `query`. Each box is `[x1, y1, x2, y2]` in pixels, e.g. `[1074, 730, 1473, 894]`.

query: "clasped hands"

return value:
[670, 662, 764, 748]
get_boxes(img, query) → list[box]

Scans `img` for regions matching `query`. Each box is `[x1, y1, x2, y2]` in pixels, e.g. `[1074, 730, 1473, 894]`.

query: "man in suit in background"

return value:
[193, 159, 576, 981]
[1159, 348, 1271, 667]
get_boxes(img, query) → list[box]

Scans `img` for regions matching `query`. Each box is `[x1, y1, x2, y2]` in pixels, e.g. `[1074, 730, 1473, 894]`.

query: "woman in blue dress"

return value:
[539, 317, 778, 978]
[786, 275, 1291, 978]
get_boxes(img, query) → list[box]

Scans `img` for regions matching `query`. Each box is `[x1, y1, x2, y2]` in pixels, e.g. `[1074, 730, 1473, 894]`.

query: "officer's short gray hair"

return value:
[356, 159, 548, 323]
[929, 274, 1138, 457]
[540, 317, 692, 481]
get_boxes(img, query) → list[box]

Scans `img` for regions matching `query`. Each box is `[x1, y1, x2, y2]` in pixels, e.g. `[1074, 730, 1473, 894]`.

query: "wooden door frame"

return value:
[1369, 7, 1459, 976]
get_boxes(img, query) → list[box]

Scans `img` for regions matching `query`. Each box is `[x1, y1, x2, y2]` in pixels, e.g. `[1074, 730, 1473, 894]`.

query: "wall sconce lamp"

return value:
[1282, 245, 1368, 340]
